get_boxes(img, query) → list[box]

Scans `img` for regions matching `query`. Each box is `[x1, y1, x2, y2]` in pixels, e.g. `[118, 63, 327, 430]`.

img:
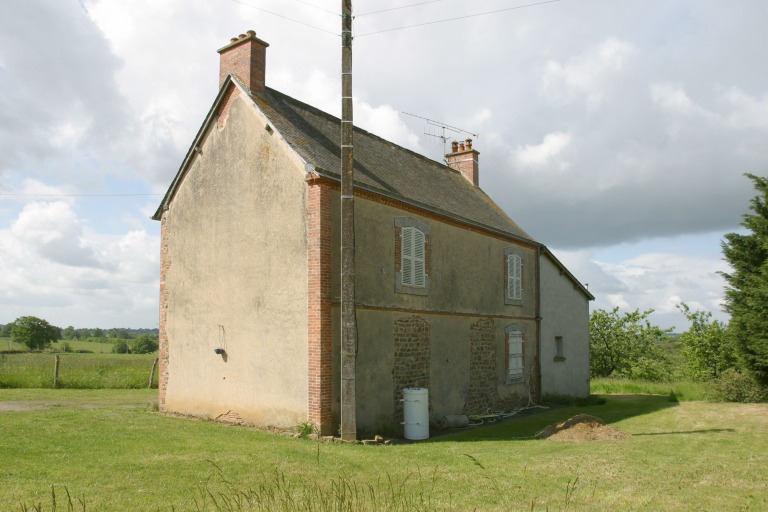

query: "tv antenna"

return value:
[402, 111, 479, 163]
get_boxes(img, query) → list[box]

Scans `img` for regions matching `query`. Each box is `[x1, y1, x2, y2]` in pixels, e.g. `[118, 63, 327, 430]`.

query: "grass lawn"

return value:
[1, 390, 766, 511]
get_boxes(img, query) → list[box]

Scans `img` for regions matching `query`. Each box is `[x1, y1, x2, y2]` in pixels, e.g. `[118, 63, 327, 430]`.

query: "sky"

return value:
[0, 0, 765, 330]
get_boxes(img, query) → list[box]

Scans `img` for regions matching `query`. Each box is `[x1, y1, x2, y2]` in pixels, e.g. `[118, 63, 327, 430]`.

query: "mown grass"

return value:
[0, 353, 158, 389]
[2, 389, 766, 511]
[591, 377, 708, 401]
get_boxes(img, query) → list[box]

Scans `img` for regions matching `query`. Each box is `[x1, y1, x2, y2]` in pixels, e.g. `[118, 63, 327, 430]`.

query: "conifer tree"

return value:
[721, 173, 768, 385]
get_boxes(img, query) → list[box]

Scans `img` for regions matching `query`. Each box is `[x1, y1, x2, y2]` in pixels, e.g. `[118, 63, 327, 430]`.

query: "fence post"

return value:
[148, 357, 158, 389]
[54, 355, 60, 389]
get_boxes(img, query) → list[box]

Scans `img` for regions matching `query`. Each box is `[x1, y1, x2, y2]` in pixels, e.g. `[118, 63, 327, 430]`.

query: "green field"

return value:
[1, 389, 766, 511]
[1, 337, 131, 354]
[0, 353, 158, 389]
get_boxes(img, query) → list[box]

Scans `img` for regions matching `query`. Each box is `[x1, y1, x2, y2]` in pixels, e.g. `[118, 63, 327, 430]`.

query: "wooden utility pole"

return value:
[340, 0, 357, 441]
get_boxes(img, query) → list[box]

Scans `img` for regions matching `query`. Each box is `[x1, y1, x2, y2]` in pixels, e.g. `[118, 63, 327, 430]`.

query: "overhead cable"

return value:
[356, 0, 563, 37]
[229, 0, 339, 36]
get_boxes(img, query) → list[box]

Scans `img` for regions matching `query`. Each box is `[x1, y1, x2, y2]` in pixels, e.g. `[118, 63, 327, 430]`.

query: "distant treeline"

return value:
[0, 323, 158, 341]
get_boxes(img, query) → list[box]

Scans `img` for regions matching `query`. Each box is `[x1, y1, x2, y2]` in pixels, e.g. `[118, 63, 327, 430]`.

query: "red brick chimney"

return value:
[446, 138, 480, 186]
[217, 30, 269, 96]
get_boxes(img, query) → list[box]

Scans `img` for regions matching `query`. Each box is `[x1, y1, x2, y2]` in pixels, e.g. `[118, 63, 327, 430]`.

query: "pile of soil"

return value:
[535, 414, 630, 442]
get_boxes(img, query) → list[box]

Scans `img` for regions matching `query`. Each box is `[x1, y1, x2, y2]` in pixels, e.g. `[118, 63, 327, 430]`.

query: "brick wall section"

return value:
[464, 318, 497, 415]
[306, 178, 334, 435]
[217, 86, 240, 129]
[393, 316, 431, 425]
[158, 211, 170, 408]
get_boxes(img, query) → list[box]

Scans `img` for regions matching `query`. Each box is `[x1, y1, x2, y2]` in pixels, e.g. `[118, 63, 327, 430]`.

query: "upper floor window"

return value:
[395, 218, 430, 296]
[504, 248, 523, 304]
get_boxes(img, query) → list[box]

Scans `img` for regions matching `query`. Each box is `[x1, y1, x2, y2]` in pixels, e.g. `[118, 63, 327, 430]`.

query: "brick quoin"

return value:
[306, 177, 334, 435]
[158, 210, 170, 408]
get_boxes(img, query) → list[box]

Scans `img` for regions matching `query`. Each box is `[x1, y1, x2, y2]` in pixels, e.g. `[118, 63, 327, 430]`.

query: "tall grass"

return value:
[0, 353, 158, 389]
[591, 377, 708, 401]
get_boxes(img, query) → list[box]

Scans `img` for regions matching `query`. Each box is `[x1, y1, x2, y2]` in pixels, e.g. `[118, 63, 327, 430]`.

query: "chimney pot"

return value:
[246, 30, 256, 37]
[465, 138, 472, 150]
[451, 140, 459, 153]
[239, 33, 246, 39]
[459, 142, 465, 151]
[230, 37, 238, 43]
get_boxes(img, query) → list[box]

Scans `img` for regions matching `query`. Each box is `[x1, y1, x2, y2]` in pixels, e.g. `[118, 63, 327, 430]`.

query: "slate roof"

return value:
[154, 77, 533, 242]
[253, 86, 535, 243]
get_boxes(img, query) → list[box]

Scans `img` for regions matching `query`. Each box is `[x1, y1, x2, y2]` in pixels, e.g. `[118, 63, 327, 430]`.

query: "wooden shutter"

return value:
[401, 226, 414, 286]
[508, 331, 524, 380]
[401, 226, 425, 288]
[507, 254, 522, 300]
[413, 228, 425, 287]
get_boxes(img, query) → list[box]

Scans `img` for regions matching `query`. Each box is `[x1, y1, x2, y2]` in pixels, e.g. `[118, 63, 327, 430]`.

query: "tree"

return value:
[721, 173, 768, 385]
[0, 322, 13, 337]
[590, 307, 673, 381]
[131, 334, 158, 354]
[11, 316, 60, 351]
[676, 303, 734, 380]
[62, 326, 76, 340]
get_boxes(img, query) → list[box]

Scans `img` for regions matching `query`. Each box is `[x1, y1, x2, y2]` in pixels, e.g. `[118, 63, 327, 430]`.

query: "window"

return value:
[505, 324, 525, 384]
[395, 218, 430, 295]
[504, 248, 523, 304]
[554, 336, 565, 361]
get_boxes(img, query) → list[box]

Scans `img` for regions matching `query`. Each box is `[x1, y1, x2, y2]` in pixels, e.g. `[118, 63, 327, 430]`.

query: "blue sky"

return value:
[1, 0, 765, 330]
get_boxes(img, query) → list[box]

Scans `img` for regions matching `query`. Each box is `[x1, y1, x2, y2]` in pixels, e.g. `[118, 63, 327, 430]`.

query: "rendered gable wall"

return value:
[539, 254, 590, 397]
[159, 88, 309, 426]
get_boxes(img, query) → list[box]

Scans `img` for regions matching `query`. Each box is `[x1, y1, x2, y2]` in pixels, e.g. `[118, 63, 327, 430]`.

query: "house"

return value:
[152, 30, 593, 436]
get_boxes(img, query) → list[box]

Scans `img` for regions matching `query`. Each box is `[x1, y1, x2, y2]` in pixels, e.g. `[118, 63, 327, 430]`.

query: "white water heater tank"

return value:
[402, 387, 429, 440]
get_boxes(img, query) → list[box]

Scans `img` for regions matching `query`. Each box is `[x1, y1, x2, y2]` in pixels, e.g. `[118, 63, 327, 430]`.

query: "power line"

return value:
[0, 193, 163, 197]
[356, 0, 445, 17]
[228, 0, 340, 36]
[285, 0, 339, 16]
[356, 0, 563, 37]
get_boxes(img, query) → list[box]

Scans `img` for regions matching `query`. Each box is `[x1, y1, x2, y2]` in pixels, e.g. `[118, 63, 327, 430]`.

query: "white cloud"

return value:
[514, 131, 571, 169]
[724, 88, 768, 131]
[540, 36, 636, 107]
[650, 83, 717, 119]
[0, 201, 159, 327]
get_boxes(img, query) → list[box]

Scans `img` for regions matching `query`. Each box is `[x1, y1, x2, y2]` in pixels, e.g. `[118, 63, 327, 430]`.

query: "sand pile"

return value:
[535, 414, 630, 442]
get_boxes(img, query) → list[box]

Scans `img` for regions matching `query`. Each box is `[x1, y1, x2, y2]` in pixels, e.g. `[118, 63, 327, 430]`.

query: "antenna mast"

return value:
[402, 111, 479, 162]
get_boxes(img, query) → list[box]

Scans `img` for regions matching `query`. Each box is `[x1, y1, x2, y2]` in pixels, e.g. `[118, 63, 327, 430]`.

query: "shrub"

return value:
[112, 340, 130, 354]
[131, 335, 158, 354]
[708, 368, 768, 403]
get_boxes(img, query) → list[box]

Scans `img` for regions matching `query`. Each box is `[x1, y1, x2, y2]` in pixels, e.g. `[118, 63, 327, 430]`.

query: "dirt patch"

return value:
[535, 414, 630, 442]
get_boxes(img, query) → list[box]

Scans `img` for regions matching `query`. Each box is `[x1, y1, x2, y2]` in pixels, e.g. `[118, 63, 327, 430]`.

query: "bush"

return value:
[708, 368, 768, 403]
[131, 335, 158, 354]
[112, 340, 130, 354]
